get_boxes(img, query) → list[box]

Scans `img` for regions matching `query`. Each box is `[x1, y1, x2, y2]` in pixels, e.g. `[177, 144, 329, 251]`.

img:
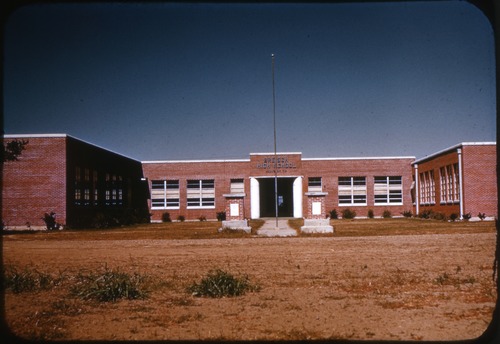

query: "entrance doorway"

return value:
[258, 177, 295, 217]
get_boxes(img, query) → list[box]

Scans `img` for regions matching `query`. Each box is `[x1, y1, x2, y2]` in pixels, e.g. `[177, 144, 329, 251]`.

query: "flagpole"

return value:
[272, 53, 278, 229]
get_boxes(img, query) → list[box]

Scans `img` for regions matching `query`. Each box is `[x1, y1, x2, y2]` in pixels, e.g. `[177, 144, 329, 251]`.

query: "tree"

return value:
[2, 139, 28, 162]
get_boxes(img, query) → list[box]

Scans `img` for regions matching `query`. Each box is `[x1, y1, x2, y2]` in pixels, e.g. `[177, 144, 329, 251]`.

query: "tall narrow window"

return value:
[308, 177, 322, 192]
[419, 171, 435, 205]
[338, 177, 366, 205]
[440, 164, 459, 204]
[374, 176, 403, 205]
[440, 167, 447, 203]
[187, 179, 215, 208]
[453, 163, 460, 202]
[93, 170, 99, 206]
[74, 166, 82, 205]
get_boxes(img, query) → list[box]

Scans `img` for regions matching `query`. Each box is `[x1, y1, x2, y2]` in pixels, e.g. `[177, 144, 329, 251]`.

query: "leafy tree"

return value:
[2, 139, 28, 162]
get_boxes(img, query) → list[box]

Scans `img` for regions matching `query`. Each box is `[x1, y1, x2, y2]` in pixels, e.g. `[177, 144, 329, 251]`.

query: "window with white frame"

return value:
[440, 164, 460, 204]
[151, 180, 180, 209]
[453, 163, 460, 201]
[419, 170, 435, 205]
[338, 177, 366, 205]
[374, 176, 403, 205]
[308, 177, 322, 192]
[187, 179, 215, 208]
[230, 179, 244, 194]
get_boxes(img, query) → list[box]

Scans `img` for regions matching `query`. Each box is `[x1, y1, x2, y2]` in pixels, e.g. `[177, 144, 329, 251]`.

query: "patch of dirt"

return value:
[3, 230, 497, 341]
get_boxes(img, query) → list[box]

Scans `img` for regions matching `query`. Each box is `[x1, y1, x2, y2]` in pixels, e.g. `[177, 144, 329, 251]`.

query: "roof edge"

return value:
[413, 142, 496, 165]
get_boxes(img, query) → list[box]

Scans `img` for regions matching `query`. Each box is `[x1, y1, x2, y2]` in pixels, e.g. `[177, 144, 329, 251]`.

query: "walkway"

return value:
[256, 218, 297, 237]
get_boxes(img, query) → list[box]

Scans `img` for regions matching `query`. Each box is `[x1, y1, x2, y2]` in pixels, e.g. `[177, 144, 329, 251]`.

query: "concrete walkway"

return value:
[256, 218, 297, 237]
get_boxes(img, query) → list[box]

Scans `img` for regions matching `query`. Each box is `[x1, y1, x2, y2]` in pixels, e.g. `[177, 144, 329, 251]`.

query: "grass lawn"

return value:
[2, 218, 495, 241]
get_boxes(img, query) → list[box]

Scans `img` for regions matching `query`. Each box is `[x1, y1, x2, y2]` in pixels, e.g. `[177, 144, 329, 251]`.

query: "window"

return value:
[84, 188, 90, 205]
[453, 163, 460, 201]
[440, 164, 460, 204]
[374, 176, 403, 205]
[93, 170, 99, 206]
[308, 177, 322, 192]
[230, 179, 244, 194]
[338, 177, 366, 205]
[419, 170, 435, 205]
[151, 180, 180, 209]
[187, 179, 215, 208]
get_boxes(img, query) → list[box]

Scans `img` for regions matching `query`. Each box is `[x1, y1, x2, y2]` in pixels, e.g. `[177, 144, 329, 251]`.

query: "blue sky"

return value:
[3, 1, 496, 161]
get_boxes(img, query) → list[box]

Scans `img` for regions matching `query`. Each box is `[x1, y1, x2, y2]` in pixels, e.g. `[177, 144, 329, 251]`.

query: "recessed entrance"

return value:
[258, 177, 295, 217]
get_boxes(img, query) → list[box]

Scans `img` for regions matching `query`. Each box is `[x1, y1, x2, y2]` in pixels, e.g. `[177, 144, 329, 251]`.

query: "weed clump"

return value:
[3, 266, 61, 293]
[187, 269, 259, 298]
[71, 266, 150, 302]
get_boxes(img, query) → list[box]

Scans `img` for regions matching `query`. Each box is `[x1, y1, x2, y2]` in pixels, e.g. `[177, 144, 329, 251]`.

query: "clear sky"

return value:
[3, 1, 496, 161]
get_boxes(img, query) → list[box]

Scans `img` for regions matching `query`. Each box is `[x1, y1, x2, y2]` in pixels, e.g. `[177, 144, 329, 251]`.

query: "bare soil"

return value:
[2, 219, 498, 341]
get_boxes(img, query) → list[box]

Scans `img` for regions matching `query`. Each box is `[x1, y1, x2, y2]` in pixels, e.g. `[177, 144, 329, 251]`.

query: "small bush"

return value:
[162, 212, 172, 222]
[367, 209, 374, 219]
[462, 212, 472, 221]
[328, 209, 338, 219]
[42, 212, 60, 230]
[71, 266, 150, 302]
[449, 213, 459, 222]
[382, 210, 392, 219]
[3, 266, 59, 293]
[341, 208, 356, 220]
[401, 210, 413, 218]
[418, 210, 432, 219]
[198, 215, 207, 222]
[478, 212, 486, 220]
[216, 211, 226, 221]
[419, 210, 448, 221]
[432, 212, 447, 221]
[187, 269, 259, 298]
[177, 215, 185, 222]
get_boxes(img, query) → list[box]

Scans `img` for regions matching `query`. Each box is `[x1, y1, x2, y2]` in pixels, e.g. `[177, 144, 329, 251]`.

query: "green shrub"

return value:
[198, 215, 207, 222]
[431, 212, 447, 221]
[462, 212, 472, 221]
[478, 212, 486, 220]
[401, 210, 413, 218]
[216, 211, 226, 221]
[341, 208, 356, 219]
[71, 266, 150, 302]
[328, 209, 338, 219]
[367, 209, 374, 219]
[187, 269, 259, 298]
[177, 215, 185, 222]
[449, 213, 459, 222]
[382, 210, 392, 218]
[162, 212, 172, 222]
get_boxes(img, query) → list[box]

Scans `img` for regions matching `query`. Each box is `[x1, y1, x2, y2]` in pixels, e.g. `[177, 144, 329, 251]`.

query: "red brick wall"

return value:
[414, 150, 460, 216]
[301, 158, 414, 218]
[462, 145, 497, 218]
[413, 144, 497, 219]
[2, 136, 67, 228]
[143, 156, 415, 221]
[142, 160, 251, 221]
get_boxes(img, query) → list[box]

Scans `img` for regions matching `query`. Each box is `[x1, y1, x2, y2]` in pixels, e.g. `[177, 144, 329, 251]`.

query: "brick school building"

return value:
[1, 134, 496, 229]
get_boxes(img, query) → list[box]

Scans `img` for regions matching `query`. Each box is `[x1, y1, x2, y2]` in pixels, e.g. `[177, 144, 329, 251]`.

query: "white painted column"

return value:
[293, 177, 303, 218]
[457, 148, 464, 219]
[250, 177, 260, 219]
[414, 164, 419, 216]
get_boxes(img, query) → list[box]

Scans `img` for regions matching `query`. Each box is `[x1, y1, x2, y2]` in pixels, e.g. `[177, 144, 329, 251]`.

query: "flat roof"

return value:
[4, 133, 140, 162]
[143, 154, 416, 164]
[412, 142, 496, 165]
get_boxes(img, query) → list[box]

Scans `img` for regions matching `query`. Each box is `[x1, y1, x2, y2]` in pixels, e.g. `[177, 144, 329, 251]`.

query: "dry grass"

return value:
[2, 218, 495, 242]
